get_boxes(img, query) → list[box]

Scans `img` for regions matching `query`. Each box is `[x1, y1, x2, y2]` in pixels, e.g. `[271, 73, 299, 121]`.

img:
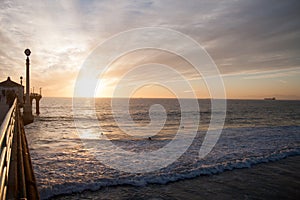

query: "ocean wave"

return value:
[40, 147, 300, 200]
[36, 116, 100, 123]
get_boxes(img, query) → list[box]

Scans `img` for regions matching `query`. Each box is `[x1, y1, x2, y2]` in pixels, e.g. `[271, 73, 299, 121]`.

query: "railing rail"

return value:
[0, 98, 17, 200]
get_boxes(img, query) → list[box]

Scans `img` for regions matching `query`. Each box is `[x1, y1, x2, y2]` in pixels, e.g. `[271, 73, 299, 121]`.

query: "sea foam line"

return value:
[41, 147, 300, 200]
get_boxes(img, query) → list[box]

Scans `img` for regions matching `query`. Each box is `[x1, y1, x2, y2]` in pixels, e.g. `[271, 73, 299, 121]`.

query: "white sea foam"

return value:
[39, 147, 300, 199]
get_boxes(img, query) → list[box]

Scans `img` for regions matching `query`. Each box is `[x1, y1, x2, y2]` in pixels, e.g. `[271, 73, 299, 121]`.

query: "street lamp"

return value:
[24, 49, 31, 57]
[24, 49, 31, 104]
[23, 48, 33, 124]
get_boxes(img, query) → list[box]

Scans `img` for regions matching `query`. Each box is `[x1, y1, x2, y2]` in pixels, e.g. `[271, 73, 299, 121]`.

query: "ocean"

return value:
[25, 98, 300, 199]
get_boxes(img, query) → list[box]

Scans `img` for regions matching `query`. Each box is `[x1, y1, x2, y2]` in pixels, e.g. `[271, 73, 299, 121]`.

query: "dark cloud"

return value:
[192, 0, 300, 73]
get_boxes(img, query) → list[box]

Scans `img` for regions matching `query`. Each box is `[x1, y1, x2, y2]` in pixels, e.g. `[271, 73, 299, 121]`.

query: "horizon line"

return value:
[39, 96, 300, 101]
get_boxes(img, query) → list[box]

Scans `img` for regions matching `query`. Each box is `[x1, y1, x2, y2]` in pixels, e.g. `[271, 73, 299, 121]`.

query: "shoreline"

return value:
[52, 155, 300, 200]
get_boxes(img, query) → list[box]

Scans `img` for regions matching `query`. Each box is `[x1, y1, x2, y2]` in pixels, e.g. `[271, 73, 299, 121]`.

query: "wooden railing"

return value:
[0, 99, 17, 199]
[0, 99, 39, 200]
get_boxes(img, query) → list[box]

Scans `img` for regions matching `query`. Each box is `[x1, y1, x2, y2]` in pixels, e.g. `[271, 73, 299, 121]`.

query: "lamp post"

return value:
[19, 76, 23, 105]
[23, 48, 33, 124]
[25, 49, 31, 104]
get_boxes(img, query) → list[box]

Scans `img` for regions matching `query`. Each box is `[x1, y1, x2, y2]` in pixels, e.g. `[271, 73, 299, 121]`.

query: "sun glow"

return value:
[1, 1, 299, 99]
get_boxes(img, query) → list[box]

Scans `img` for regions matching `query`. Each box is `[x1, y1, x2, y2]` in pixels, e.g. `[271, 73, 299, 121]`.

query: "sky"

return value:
[0, 0, 300, 99]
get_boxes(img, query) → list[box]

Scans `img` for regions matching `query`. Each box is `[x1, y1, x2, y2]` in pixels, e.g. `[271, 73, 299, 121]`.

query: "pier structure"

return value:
[30, 91, 42, 115]
[0, 98, 39, 199]
[0, 49, 42, 124]
[0, 49, 41, 199]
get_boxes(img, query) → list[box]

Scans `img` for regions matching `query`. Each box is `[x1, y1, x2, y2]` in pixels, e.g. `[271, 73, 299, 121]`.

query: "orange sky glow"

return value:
[1, 0, 299, 100]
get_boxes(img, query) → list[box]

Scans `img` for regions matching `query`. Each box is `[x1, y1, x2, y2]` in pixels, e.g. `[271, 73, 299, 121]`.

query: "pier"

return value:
[0, 99, 39, 199]
[0, 49, 40, 199]
[30, 92, 42, 116]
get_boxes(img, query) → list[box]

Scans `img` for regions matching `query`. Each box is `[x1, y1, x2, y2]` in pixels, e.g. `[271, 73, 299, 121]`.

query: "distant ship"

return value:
[264, 97, 276, 100]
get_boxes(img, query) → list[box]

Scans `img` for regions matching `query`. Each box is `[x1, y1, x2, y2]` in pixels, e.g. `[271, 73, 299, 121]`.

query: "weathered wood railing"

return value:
[0, 99, 16, 199]
[0, 99, 39, 200]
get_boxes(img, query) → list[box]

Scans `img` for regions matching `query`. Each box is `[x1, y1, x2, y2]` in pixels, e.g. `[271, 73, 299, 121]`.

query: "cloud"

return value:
[0, 0, 299, 98]
[195, 0, 300, 72]
[242, 67, 300, 80]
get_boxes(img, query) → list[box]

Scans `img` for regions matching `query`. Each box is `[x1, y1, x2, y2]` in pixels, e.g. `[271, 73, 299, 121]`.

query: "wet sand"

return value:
[52, 155, 300, 200]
